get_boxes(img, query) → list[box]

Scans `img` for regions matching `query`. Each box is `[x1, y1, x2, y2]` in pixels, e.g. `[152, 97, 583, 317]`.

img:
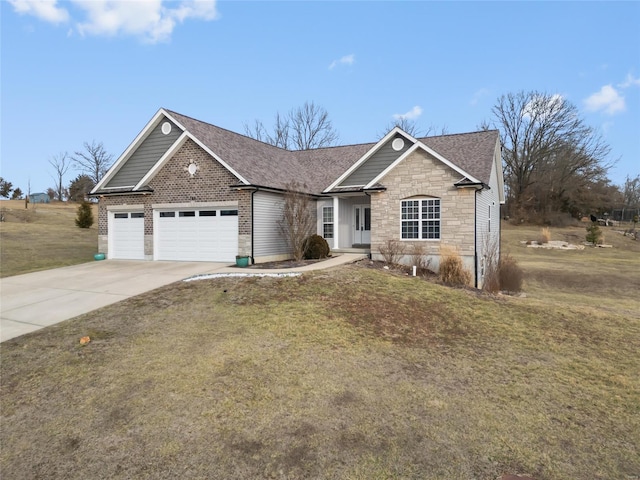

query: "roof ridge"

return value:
[163, 108, 291, 153]
[164, 108, 496, 152]
[419, 129, 499, 141]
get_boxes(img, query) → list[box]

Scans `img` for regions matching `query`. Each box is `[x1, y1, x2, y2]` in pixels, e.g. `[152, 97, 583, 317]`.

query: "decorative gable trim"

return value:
[323, 127, 417, 192]
[364, 140, 481, 189]
[133, 132, 189, 190]
[92, 109, 171, 193]
[92, 108, 250, 195]
[162, 110, 250, 186]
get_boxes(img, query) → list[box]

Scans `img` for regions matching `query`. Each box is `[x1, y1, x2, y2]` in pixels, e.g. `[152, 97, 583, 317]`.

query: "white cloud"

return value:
[470, 88, 489, 106]
[8, 0, 218, 43]
[523, 93, 564, 120]
[584, 84, 625, 115]
[329, 54, 355, 70]
[393, 106, 423, 121]
[618, 73, 640, 89]
[9, 0, 69, 24]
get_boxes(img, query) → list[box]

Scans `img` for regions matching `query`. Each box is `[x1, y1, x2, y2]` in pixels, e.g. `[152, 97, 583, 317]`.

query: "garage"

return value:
[155, 208, 238, 262]
[110, 211, 145, 260]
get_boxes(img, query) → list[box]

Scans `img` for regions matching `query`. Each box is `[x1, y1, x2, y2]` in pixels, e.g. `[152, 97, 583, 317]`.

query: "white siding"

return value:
[475, 151, 502, 287]
[254, 191, 290, 257]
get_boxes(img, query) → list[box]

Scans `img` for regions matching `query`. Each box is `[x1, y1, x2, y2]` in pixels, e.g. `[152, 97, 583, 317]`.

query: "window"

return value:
[401, 198, 440, 240]
[131, 212, 144, 219]
[199, 210, 216, 217]
[179, 211, 196, 217]
[159, 212, 175, 218]
[114, 213, 128, 219]
[220, 210, 238, 216]
[322, 206, 334, 239]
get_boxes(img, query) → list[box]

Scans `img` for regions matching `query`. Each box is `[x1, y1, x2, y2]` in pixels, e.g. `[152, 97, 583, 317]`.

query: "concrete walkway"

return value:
[0, 254, 365, 342]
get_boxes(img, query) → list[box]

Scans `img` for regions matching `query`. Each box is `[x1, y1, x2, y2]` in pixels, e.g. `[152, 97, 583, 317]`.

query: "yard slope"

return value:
[1, 262, 638, 480]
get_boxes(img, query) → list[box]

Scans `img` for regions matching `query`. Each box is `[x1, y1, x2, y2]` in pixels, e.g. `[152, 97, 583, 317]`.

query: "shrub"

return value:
[498, 253, 523, 293]
[409, 243, 431, 275]
[586, 222, 602, 245]
[303, 234, 330, 259]
[75, 201, 94, 228]
[538, 226, 551, 244]
[480, 233, 501, 293]
[378, 239, 406, 266]
[439, 246, 472, 287]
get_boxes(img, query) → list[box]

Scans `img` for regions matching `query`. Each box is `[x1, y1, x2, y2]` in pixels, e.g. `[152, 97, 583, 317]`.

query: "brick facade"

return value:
[370, 149, 476, 269]
[98, 138, 252, 258]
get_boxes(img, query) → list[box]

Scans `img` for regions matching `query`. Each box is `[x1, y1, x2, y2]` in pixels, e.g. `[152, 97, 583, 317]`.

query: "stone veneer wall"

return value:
[98, 138, 252, 258]
[370, 149, 476, 271]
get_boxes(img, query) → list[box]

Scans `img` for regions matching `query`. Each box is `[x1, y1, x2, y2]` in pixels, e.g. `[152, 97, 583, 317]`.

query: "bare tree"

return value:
[278, 182, 316, 261]
[381, 117, 421, 137]
[379, 119, 449, 139]
[289, 102, 339, 150]
[492, 90, 613, 218]
[623, 174, 640, 207]
[48, 152, 71, 201]
[72, 141, 114, 185]
[245, 102, 338, 150]
[244, 114, 290, 149]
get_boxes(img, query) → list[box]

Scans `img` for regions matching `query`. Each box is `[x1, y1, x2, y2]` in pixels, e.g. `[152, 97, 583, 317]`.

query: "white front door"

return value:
[353, 205, 371, 245]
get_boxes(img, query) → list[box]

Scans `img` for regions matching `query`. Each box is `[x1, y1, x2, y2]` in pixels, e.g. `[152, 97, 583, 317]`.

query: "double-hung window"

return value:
[322, 206, 334, 239]
[401, 198, 440, 240]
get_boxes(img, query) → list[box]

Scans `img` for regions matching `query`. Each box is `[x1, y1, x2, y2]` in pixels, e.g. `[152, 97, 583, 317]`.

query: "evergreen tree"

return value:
[75, 201, 94, 228]
[585, 222, 602, 245]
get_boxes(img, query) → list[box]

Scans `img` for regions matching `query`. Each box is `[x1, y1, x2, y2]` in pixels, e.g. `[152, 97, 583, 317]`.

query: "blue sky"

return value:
[2, 1, 639, 195]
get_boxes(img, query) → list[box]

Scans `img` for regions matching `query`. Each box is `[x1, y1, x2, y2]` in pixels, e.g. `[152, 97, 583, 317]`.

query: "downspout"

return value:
[365, 191, 372, 259]
[251, 188, 258, 264]
[474, 189, 478, 289]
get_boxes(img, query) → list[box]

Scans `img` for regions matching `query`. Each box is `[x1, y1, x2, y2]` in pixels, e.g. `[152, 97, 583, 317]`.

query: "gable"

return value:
[105, 117, 182, 188]
[338, 134, 412, 187]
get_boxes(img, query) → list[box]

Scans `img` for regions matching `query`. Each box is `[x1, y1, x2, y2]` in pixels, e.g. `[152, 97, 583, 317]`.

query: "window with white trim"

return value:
[322, 206, 334, 239]
[401, 198, 440, 240]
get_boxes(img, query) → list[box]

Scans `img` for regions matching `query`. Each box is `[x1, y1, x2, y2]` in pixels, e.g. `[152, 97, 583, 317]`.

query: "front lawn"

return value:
[1, 250, 638, 479]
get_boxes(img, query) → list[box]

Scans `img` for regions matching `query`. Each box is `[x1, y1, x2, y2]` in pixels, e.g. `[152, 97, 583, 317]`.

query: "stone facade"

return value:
[370, 149, 476, 270]
[98, 139, 252, 258]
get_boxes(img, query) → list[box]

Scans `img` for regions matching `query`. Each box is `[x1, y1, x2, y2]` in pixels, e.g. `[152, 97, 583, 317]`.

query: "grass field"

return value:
[0, 200, 98, 278]
[1, 220, 639, 479]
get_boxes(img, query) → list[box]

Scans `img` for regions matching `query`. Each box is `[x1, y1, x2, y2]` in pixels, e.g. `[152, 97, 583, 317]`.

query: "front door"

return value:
[353, 205, 371, 245]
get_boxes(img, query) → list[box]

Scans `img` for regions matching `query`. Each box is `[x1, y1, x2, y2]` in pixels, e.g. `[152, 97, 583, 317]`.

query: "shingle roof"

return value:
[165, 109, 498, 194]
[419, 130, 499, 185]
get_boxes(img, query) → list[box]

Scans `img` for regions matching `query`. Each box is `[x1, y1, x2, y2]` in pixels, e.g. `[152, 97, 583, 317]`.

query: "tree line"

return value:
[1, 141, 114, 203]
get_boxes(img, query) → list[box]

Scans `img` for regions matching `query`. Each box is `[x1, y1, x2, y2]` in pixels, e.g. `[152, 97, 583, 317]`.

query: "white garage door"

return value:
[110, 211, 145, 260]
[155, 208, 238, 262]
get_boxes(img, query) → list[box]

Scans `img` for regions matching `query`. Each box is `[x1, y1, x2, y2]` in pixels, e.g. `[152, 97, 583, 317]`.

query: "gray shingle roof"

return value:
[419, 130, 499, 185]
[165, 109, 498, 194]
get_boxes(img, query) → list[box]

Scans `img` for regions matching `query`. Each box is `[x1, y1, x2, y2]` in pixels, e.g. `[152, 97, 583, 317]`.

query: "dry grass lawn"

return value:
[0, 200, 98, 277]
[1, 221, 639, 479]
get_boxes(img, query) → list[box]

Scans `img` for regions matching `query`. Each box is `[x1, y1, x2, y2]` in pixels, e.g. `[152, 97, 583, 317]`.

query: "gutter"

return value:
[90, 188, 154, 197]
[231, 183, 322, 198]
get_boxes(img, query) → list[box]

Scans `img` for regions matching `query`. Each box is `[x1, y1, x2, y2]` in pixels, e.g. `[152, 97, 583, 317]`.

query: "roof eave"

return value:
[91, 187, 154, 197]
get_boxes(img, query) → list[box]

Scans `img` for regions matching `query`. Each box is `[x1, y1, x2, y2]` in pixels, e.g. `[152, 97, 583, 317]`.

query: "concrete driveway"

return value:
[0, 260, 228, 342]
